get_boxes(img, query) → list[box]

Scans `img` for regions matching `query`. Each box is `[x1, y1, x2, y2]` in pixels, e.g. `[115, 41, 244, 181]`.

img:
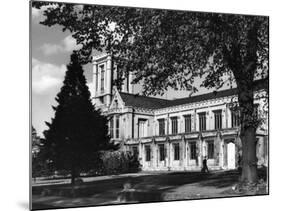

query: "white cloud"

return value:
[31, 7, 41, 19]
[63, 35, 81, 52]
[40, 44, 64, 55]
[40, 35, 82, 55]
[32, 58, 67, 94]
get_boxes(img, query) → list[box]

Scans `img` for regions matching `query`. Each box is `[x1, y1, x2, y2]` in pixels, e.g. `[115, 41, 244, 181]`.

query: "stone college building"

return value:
[91, 53, 268, 171]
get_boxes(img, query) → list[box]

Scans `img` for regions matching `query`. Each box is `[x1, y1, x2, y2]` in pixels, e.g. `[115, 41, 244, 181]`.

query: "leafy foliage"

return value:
[33, 2, 268, 94]
[101, 151, 140, 175]
[32, 126, 53, 178]
[32, 126, 41, 157]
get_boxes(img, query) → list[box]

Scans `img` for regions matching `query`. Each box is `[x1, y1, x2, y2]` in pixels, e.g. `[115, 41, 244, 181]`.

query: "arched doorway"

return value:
[227, 142, 236, 169]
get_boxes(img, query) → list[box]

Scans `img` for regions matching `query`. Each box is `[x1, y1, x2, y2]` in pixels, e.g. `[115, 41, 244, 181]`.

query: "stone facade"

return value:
[91, 54, 268, 171]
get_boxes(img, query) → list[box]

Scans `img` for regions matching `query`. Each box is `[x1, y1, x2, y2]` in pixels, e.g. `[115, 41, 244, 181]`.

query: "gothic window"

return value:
[100, 64, 105, 93]
[158, 119, 165, 135]
[159, 144, 165, 161]
[214, 110, 222, 130]
[109, 117, 114, 138]
[145, 145, 151, 161]
[231, 110, 240, 127]
[207, 140, 214, 159]
[95, 66, 98, 92]
[173, 143, 180, 160]
[138, 119, 147, 138]
[171, 117, 178, 134]
[198, 112, 206, 131]
[190, 142, 197, 160]
[115, 115, 120, 138]
[184, 114, 192, 133]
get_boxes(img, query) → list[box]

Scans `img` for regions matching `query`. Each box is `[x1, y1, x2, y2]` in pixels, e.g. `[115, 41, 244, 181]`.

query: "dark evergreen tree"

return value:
[42, 53, 114, 185]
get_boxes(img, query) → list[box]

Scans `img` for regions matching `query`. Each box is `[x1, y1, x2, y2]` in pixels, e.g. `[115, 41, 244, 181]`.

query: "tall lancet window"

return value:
[109, 117, 114, 138]
[115, 115, 120, 139]
[198, 112, 206, 131]
[214, 110, 222, 130]
[184, 114, 192, 133]
[171, 117, 178, 134]
[138, 119, 147, 138]
[158, 119, 165, 135]
[100, 64, 105, 93]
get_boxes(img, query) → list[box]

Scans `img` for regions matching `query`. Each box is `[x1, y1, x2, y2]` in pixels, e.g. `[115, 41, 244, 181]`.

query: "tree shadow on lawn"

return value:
[32, 170, 267, 209]
[198, 168, 268, 190]
[32, 171, 214, 209]
[198, 170, 240, 189]
[33, 171, 211, 196]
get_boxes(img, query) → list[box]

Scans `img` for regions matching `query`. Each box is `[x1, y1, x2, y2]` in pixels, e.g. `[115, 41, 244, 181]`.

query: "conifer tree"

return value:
[42, 52, 114, 185]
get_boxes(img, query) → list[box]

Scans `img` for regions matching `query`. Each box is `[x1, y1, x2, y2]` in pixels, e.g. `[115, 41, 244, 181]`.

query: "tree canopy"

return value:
[33, 2, 268, 94]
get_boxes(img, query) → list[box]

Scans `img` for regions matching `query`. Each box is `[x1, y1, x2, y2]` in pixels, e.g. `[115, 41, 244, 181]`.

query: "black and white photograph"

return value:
[30, 0, 269, 210]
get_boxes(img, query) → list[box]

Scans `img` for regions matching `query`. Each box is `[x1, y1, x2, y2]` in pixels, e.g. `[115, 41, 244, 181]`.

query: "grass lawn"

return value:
[32, 169, 268, 210]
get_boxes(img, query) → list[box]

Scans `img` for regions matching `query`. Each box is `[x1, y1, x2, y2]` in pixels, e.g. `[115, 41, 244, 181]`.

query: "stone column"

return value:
[222, 108, 226, 129]
[152, 140, 156, 170]
[166, 116, 169, 135]
[167, 139, 171, 170]
[225, 104, 229, 129]
[183, 137, 187, 170]
[219, 137, 224, 168]
[139, 142, 144, 168]
[215, 132, 221, 166]
[153, 119, 157, 136]
[180, 116, 184, 134]
[197, 136, 203, 168]
[180, 136, 185, 168]
[207, 109, 211, 131]
[156, 143, 159, 168]
[193, 110, 198, 131]
[186, 139, 190, 168]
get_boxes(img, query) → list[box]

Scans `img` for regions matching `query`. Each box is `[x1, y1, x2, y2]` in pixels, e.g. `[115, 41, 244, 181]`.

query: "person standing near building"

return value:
[201, 156, 209, 173]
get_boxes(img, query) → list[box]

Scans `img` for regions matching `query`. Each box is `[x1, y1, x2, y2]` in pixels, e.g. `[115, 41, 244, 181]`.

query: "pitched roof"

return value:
[119, 92, 170, 109]
[119, 89, 237, 110]
[119, 78, 268, 110]
[168, 88, 238, 107]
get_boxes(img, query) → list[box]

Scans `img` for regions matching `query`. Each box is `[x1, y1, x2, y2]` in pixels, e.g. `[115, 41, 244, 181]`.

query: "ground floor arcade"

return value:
[123, 129, 268, 171]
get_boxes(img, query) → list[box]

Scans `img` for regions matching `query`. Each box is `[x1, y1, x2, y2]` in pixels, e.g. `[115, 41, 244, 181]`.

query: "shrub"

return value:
[100, 151, 140, 175]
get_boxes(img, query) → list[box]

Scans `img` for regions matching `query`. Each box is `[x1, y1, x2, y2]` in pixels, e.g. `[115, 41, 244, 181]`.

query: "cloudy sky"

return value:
[31, 4, 222, 137]
[32, 5, 92, 136]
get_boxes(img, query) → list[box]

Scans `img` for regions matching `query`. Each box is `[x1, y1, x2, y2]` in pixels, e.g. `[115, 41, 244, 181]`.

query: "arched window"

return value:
[100, 64, 105, 93]
[115, 115, 120, 138]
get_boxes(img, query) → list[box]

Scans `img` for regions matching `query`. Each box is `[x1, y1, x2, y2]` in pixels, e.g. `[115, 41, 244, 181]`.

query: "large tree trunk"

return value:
[230, 22, 260, 184]
[240, 126, 258, 183]
[237, 78, 258, 183]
